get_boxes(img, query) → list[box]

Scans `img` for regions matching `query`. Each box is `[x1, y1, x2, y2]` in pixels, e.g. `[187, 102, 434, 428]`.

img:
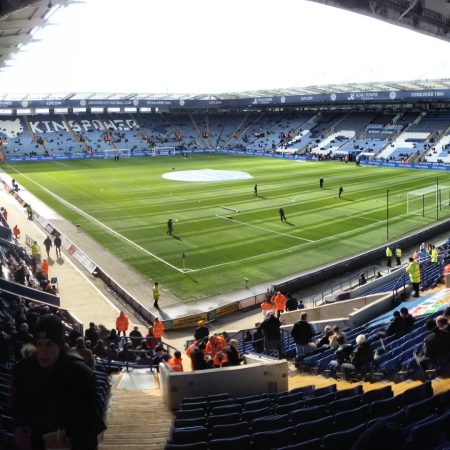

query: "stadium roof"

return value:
[1, 0, 450, 102]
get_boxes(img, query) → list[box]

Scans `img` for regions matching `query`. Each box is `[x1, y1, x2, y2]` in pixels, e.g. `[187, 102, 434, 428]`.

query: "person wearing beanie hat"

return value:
[11, 314, 106, 450]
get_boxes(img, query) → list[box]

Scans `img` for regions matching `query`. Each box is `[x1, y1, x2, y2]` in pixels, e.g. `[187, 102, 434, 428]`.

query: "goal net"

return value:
[102, 148, 131, 159]
[152, 146, 176, 156]
[407, 185, 450, 216]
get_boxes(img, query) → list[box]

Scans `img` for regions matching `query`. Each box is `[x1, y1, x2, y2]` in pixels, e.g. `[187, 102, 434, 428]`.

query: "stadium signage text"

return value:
[28, 119, 139, 133]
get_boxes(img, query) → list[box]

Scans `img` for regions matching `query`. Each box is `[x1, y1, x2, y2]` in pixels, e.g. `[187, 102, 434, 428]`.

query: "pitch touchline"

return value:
[215, 215, 314, 242]
[8, 166, 184, 273]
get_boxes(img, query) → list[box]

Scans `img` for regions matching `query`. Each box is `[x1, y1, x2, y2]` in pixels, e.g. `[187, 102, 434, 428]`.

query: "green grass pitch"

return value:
[3, 154, 450, 301]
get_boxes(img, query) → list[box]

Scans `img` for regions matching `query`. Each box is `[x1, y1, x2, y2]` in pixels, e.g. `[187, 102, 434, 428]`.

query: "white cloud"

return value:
[0, 0, 449, 94]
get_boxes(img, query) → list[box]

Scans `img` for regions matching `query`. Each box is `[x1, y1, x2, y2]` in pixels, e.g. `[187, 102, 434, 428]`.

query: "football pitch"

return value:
[3, 154, 450, 301]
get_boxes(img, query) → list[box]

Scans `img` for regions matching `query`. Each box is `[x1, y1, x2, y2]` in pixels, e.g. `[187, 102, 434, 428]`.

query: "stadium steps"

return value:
[99, 374, 173, 450]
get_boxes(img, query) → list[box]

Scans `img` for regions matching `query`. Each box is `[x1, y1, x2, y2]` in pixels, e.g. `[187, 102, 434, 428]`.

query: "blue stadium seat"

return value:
[291, 404, 328, 424]
[165, 442, 208, 450]
[322, 423, 366, 450]
[276, 438, 322, 450]
[293, 415, 333, 443]
[209, 434, 252, 450]
[328, 394, 363, 413]
[368, 395, 402, 419]
[210, 404, 242, 415]
[401, 381, 433, 407]
[175, 408, 205, 420]
[252, 426, 294, 450]
[404, 396, 438, 425]
[362, 386, 393, 404]
[335, 385, 363, 399]
[313, 384, 336, 397]
[173, 417, 206, 428]
[170, 426, 209, 445]
[275, 399, 305, 415]
[408, 411, 450, 450]
[210, 421, 250, 440]
[307, 392, 335, 407]
[333, 404, 369, 431]
[207, 412, 241, 428]
[241, 407, 273, 422]
[251, 413, 290, 433]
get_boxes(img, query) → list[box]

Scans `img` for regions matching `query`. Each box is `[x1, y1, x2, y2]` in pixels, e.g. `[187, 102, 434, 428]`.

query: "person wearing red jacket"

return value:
[115, 311, 129, 337]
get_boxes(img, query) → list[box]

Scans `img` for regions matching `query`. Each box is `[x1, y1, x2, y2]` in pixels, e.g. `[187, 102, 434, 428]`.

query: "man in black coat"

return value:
[291, 312, 314, 360]
[11, 315, 106, 450]
[259, 313, 282, 357]
[379, 310, 404, 338]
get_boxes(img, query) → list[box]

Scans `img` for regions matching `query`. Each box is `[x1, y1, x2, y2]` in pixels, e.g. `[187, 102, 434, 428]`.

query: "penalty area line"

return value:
[7, 166, 185, 273]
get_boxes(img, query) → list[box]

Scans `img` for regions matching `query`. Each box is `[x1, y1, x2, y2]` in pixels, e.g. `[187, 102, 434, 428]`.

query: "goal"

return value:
[407, 185, 450, 216]
[101, 148, 131, 159]
[152, 146, 176, 156]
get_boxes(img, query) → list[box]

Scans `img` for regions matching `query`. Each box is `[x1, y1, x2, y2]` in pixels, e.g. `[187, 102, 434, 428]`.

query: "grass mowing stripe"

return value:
[7, 164, 185, 273]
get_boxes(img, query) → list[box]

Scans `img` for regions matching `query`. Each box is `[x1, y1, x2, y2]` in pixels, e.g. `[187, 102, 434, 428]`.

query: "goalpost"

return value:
[407, 185, 450, 216]
[152, 146, 176, 156]
[101, 148, 131, 159]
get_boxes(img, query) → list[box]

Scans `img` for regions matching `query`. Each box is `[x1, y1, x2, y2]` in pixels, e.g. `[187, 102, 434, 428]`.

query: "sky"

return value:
[0, 0, 449, 95]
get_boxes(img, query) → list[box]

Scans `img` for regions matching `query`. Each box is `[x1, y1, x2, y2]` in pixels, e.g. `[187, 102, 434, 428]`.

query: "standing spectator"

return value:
[406, 257, 421, 297]
[31, 241, 41, 266]
[26, 204, 33, 220]
[129, 325, 143, 348]
[41, 259, 49, 278]
[285, 295, 298, 312]
[260, 299, 274, 319]
[43, 236, 52, 258]
[54, 235, 62, 259]
[279, 208, 287, 223]
[167, 350, 184, 372]
[191, 341, 207, 370]
[252, 323, 265, 353]
[97, 324, 110, 341]
[400, 307, 415, 333]
[1, 207, 8, 222]
[205, 335, 227, 368]
[271, 291, 287, 318]
[291, 312, 314, 360]
[13, 224, 20, 240]
[395, 246, 402, 266]
[115, 311, 129, 337]
[223, 339, 243, 366]
[430, 245, 439, 264]
[259, 312, 282, 357]
[297, 300, 305, 310]
[152, 281, 160, 309]
[84, 322, 99, 347]
[194, 320, 209, 341]
[386, 246, 393, 268]
[11, 314, 106, 450]
[152, 317, 165, 342]
[145, 329, 158, 351]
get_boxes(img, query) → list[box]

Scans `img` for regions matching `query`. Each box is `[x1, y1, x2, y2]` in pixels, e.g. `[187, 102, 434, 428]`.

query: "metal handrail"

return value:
[311, 265, 378, 306]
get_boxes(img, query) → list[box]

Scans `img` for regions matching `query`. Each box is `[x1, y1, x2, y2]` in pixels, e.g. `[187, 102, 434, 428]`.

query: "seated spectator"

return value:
[316, 325, 333, 349]
[106, 329, 120, 344]
[358, 273, 367, 286]
[167, 350, 184, 372]
[349, 334, 374, 372]
[117, 339, 136, 362]
[414, 316, 450, 375]
[11, 315, 105, 449]
[297, 300, 305, 309]
[93, 339, 107, 358]
[243, 330, 252, 342]
[153, 345, 170, 371]
[379, 310, 404, 338]
[223, 339, 243, 366]
[11, 322, 33, 361]
[129, 325, 143, 348]
[329, 325, 346, 349]
[135, 350, 152, 366]
[330, 334, 353, 371]
[106, 342, 119, 361]
[71, 337, 95, 369]
[400, 307, 415, 333]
